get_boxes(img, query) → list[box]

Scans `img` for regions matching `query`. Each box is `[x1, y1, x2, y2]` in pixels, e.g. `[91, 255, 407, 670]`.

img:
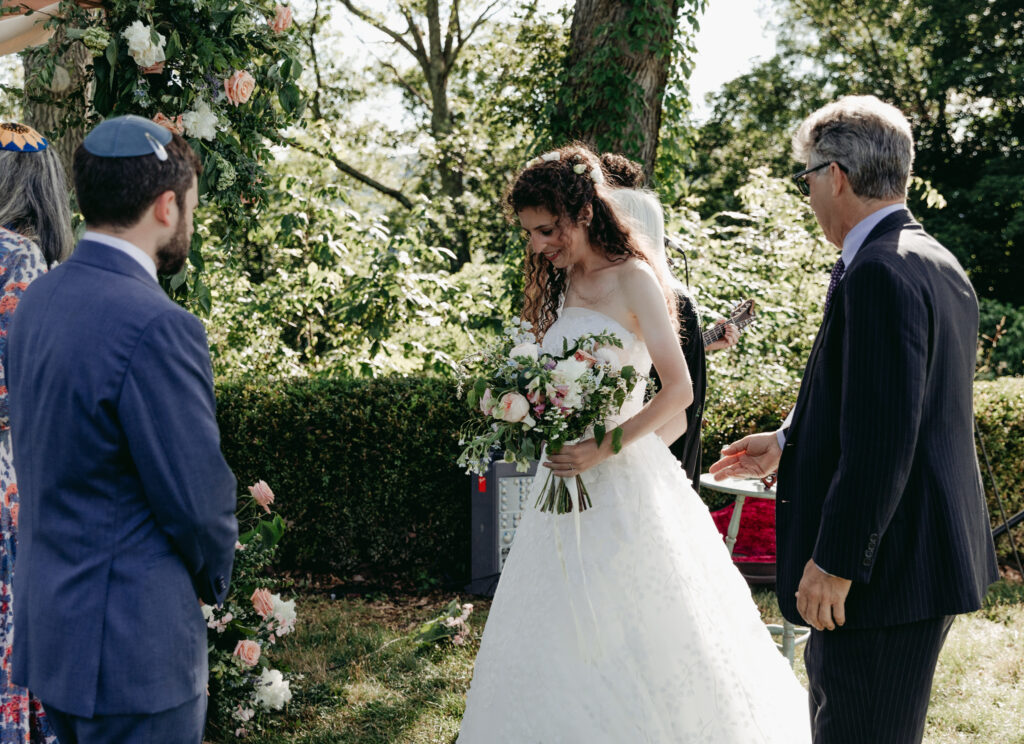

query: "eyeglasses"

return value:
[792, 161, 848, 196]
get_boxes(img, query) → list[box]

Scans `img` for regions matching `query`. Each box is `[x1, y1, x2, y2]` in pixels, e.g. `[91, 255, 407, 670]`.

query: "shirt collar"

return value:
[82, 230, 158, 282]
[841, 203, 906, 267]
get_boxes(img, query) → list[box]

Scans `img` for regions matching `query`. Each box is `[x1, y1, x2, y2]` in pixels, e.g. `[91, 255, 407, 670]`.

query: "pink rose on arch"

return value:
[251, 588, 274, 619]
[233, 639, 261, 667]
[151, 113, 184, 135]
[495, 392, 530, 423]
[270, 5, 293, 34]
[224, 70, 256, 106]
[249, 480, 275, 513]
[141, 61, 165, 75]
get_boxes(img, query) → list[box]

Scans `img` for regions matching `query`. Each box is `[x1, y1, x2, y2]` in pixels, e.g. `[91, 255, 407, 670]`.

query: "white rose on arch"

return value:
[122, 21, 166, 69]
[181, 100, 219, 141]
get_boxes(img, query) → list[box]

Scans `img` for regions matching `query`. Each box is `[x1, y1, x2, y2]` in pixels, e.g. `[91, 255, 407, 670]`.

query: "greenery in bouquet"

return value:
[457, 319, 644, 514]
[203, 480, 297, 739]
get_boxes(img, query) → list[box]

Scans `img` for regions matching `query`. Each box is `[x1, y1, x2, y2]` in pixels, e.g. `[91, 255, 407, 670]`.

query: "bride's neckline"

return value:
[558, 305, 640, 344]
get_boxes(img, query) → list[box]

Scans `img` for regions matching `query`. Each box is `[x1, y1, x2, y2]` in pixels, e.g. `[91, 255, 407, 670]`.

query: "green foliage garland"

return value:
[32, 0, 306, 312]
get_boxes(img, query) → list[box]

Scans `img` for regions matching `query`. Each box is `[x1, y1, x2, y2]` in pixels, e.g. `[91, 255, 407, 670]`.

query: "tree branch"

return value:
[453, 0, 502, 62]
[286, 139, 413, 209]
[381, 58, 431, 110]
[442, 0, 459, 62]
[305, 0, 326, 120]
[398, 3, 429, 67]
[338, 0, 417, 58]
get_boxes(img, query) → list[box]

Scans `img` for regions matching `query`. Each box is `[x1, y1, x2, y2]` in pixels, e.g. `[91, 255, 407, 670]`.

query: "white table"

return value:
[699, 473, 809, 666]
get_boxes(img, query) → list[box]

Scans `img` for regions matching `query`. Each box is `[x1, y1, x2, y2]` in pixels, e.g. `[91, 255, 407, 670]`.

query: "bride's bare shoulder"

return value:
[611, 257, 659, 291]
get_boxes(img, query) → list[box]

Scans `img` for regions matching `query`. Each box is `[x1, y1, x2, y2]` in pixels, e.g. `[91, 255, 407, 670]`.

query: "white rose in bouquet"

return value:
[122, 21, 166, 69]
[255, 668, 292, 710]
[594, 347, 622, 372]
[509, 342, 539, 361]
[495, 392, 530, 423]
[551, 357, 590, 387]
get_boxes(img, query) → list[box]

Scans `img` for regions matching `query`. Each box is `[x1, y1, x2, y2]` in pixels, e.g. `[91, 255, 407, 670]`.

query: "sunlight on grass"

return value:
[230, 584, 1021, 743]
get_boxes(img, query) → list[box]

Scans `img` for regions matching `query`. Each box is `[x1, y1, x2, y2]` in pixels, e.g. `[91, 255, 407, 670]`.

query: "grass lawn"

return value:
[232, 580, 1024, 744]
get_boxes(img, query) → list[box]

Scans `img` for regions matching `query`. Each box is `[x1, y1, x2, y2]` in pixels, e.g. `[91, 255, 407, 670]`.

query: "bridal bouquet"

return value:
[457, 319, 643, 514]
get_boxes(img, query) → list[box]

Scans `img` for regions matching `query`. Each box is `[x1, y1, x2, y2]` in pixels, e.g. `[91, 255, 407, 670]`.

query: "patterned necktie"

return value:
[824, 257, 846, 313]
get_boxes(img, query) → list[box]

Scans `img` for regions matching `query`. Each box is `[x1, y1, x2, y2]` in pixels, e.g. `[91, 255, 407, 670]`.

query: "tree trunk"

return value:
[559, 0, 681, 178]
[23, 36, 91, 180]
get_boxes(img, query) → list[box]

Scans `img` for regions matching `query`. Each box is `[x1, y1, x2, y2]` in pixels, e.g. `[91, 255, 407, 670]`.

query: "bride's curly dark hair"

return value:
[506, 142, 665, 338]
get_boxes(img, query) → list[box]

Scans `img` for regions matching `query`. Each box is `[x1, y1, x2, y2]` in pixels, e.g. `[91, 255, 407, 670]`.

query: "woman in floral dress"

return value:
[0, 122, 73, 744]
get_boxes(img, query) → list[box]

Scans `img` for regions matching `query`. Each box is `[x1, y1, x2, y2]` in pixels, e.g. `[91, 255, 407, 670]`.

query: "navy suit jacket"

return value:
[776, 210, 998, 629]
[7, 239, 238, 717]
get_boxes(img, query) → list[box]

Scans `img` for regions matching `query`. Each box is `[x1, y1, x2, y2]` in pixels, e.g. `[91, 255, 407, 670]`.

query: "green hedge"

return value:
[216, 377, 468, 584]
[216, 376, 1024, 582]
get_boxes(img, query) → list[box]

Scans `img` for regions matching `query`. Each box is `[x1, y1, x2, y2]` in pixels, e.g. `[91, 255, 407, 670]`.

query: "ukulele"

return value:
[701, 299, 756, 349]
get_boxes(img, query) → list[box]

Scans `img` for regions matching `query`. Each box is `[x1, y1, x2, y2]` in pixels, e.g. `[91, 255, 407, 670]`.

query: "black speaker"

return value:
[466, 458, 538, 597]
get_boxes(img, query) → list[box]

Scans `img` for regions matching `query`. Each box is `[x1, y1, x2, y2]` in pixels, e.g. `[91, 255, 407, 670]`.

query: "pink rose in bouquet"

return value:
[496, 392, 530, 423]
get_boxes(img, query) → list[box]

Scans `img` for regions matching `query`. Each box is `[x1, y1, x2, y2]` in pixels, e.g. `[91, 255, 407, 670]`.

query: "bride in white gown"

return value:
[457, 145, 810, 743]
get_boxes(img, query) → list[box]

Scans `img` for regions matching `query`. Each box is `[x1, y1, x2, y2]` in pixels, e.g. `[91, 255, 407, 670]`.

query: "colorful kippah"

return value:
[0, 122, 48, 153]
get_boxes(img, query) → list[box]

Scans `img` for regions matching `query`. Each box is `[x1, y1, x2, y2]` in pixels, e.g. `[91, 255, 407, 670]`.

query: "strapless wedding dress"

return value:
[457, 307, 811, 743]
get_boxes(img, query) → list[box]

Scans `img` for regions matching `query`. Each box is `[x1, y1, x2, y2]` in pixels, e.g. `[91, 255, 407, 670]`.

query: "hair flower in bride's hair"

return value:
[540, 150, 561, 162]
[524, 157, 540, 168]
[573, 163, 587, 175]
[590, 166, 605, 185]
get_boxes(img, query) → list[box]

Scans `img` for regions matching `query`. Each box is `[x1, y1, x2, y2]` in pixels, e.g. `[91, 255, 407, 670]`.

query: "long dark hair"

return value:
[506, 142, 655, 338]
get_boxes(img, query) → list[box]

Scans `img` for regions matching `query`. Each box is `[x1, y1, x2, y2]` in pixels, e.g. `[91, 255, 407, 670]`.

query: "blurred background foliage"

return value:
[1, 0, 1020, 383]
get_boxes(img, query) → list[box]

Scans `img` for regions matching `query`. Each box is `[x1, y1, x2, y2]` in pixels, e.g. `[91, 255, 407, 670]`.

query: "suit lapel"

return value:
[785, 208, 920, 442]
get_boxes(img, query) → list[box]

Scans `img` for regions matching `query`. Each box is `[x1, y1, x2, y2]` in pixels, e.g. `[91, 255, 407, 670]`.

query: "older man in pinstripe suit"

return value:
[710, 96, 998, 743]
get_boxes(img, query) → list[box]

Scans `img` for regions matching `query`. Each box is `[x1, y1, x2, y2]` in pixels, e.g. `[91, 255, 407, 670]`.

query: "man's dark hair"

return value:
[73, 133, 202, 228]
[600, 152, 645, 189]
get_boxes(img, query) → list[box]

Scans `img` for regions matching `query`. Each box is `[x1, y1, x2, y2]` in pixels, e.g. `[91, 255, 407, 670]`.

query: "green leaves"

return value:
[239, 513, 286, 551]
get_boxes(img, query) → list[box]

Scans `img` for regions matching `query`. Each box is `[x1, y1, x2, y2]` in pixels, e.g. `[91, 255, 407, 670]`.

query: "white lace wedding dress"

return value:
[457, 306, 811, 743]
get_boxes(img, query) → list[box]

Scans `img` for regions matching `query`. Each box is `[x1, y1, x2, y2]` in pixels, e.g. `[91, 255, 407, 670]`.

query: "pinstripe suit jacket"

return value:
[776, 209, 998, 629]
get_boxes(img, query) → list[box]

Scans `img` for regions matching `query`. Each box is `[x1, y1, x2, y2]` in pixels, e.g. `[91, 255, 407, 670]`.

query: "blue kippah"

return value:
[82, 115, 172, 160]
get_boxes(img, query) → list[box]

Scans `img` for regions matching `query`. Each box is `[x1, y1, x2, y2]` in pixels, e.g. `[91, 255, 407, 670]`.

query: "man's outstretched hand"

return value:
[708, 431, 782, 481]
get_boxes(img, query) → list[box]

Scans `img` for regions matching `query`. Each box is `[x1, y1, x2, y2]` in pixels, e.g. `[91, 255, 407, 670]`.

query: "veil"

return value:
[604, 188, 684, 293]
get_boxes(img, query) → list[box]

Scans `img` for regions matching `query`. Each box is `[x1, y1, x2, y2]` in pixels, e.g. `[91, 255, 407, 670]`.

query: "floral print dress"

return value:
[0, 228, 55, 744]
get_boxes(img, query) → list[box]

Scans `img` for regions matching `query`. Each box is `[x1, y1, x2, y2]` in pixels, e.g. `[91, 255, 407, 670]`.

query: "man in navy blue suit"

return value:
[7, 116, 238, 743]
[710, 97, 997, 743]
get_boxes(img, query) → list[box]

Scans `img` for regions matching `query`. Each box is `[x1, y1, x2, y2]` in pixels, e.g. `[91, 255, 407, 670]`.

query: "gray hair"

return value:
[792, 95, 914, 200]
[0, 145, 74, 265]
